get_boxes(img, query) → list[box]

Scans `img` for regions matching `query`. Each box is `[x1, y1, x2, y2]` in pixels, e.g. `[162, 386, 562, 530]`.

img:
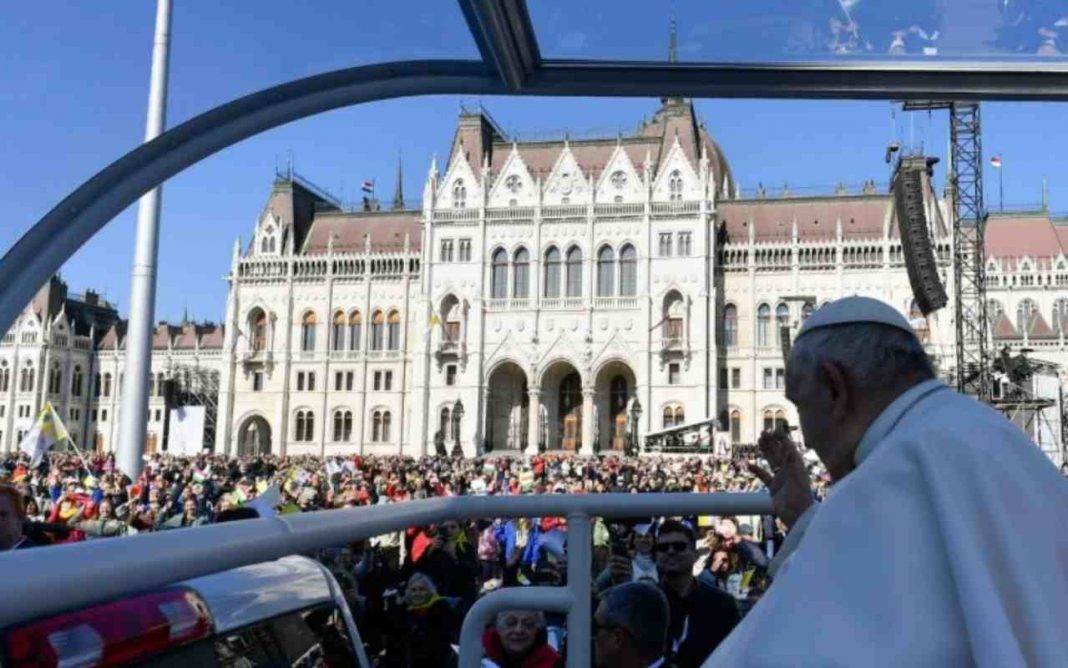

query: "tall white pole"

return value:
[117, 0, 172, 480]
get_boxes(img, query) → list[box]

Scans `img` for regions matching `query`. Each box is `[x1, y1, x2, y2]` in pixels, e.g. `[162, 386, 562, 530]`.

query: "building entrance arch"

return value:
[594, 361, 637, 452]
[486, 362, 528, 452]
[540, 361, 583, 452]
[236, 415, 272, 457]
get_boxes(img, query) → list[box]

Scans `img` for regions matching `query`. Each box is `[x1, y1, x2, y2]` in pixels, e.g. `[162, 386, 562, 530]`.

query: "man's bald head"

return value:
[786, 320, 934, 480]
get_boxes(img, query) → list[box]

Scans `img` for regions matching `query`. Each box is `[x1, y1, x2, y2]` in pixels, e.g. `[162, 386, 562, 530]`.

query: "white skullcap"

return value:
[796, 296, 914, 340]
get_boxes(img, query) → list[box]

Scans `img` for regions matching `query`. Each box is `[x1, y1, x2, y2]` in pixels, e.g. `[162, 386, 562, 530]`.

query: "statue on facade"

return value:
[433, 429, 447, 457]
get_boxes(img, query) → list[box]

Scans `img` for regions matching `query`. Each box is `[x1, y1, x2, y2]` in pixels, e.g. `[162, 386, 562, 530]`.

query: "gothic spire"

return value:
[668, 12, 678, 63]
[391, 154, 405, 210]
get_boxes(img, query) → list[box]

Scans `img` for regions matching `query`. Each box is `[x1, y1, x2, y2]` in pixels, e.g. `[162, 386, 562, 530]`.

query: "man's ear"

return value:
[819, 360, 851, 422]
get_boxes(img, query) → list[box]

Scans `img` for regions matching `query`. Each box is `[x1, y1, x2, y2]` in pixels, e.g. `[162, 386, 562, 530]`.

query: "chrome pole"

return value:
[116, 0, 172, 479]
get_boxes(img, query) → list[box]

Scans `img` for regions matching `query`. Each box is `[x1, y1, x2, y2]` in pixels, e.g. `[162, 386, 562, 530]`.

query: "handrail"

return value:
[0, 492, 770, 630]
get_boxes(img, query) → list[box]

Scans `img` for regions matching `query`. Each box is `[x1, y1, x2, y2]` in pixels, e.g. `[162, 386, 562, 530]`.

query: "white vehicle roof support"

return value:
[0, 492, 770, 631]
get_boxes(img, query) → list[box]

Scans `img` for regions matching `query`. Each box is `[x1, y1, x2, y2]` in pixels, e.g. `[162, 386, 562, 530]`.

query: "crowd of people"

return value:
[0, 448, 828, 665]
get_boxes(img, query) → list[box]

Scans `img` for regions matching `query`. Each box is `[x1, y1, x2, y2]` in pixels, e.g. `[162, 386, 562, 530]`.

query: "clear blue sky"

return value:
[1, 1, 1063, 324]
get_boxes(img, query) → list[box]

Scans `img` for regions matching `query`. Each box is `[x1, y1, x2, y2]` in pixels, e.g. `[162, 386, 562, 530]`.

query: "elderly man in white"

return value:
[708, 296, 1068, 667]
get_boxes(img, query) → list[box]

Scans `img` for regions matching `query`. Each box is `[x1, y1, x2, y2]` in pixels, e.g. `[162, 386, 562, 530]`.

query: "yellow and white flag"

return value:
[18, 402, 70, 467]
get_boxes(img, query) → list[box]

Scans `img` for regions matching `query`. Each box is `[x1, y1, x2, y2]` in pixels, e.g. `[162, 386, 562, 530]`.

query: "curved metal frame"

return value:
[0, 60, 504, 334]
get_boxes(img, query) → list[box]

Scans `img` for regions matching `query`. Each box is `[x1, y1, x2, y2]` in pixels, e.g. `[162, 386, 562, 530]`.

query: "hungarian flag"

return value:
[361, 180, 374, 194]
[18, 402, 69, 467]
[990, 155, 1002, 168]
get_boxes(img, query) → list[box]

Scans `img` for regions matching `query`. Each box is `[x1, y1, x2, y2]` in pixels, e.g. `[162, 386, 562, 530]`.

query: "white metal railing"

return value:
[366, 349, 401, 360]
[0, 493, 770, 668]
[20, 332, 37, 344]
[433, 208, 480, 223]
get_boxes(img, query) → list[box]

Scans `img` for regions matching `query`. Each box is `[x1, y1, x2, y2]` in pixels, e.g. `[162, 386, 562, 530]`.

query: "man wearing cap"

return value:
[708, 296, 1067, 666]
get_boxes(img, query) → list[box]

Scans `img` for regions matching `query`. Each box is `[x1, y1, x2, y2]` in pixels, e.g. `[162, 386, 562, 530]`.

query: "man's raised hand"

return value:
[747, 430, 814, 529]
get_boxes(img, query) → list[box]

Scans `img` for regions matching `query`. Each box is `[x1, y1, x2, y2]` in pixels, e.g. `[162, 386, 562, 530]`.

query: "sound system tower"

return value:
[893, 156, 947, 316]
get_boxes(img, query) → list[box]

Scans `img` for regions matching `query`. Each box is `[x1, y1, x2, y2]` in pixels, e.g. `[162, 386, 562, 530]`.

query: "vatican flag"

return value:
[18, 402, 70, 467]
[429, 312, 441, 327]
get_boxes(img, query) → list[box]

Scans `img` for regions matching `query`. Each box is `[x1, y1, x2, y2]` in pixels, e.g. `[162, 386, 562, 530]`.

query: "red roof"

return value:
[992, 312, 1018, 340]
[718, 196, 891, 243]
[985, 212, 1068, 262]
[302, 211, 422, 254]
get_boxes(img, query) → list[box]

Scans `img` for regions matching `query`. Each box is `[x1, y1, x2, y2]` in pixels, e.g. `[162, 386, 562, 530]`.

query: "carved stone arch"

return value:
[652, 137, 700, 200]
[439, 146, 480, 209]
[488, 146, 536, 207]
[543, 143, 588, 205]
[595, 145, 642, 203]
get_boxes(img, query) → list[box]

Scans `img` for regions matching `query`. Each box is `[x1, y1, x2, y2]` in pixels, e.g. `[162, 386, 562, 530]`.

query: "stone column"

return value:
[527, 386, 540, 452]
[580, 385, 595, 455]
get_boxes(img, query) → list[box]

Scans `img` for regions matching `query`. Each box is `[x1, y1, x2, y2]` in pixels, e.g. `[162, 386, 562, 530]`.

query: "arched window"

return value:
[1016, 299, 1036, 333]
[729, 409, 741, 444]
[331, 311, 346, 351]
[597, 246, 616, 297]
[348, 311, 362, 351]
[93, 373, 102, 398]
[669, 170, 683, 201]
[763, 409, 789, 433]
[491, 248, 508, 299]
[453, 179, 466, 209]
[723, 304, 738, 347]
[513, 247, 530, 297]
[372, 410, 392, 442]
[148, 373, 156, 397]
[48, 364, 61, 395]
[250, 309, 267, 352]
[387, 310, 401, 350]
[19, 366, 34, 393]
[300, 312, 317, 352]
[662, 404, 685, 428]
[333, 409, 353, 442]
[1053, 298, 1068, 333]
[0, 363, 8, 393]
[664, 291, 685, 341]
[156, 373, 165, 398]
[543, 246, 561, 298]
[261, 237, 271, 253]
[775, 303, 790, 342]
[294, 409, 314, 442]
[370, 310, 385, 350]
[988, 299, 1004, 317]
[442, 296, 462, 343]
[71, 366, 83, 397]
[618, 244, 637, 296]
[757, 303, 771, 347]
[103, 373, 112, 397]
[801, 302, 814, 321]
[566, 246, 583, 298]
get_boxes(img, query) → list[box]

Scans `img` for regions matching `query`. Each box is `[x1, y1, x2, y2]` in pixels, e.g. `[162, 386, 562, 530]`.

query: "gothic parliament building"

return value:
[3, 98, 1067, 459]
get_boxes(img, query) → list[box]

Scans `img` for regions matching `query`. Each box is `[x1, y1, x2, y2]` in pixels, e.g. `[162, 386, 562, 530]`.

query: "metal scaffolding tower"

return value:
[900, 101, 991, 400]
[949, 103, 991, 401]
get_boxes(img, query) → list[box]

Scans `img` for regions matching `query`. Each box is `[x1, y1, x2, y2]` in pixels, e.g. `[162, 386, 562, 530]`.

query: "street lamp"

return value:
[628, 398, 642, 456]
[450, 399, 465, 458]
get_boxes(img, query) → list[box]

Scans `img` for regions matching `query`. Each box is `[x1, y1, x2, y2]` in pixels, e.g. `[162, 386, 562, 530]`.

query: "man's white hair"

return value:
[788, 322, 934, 391]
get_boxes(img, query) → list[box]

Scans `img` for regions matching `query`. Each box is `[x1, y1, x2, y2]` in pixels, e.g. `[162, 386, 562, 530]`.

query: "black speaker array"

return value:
[893, 158, 947, 316]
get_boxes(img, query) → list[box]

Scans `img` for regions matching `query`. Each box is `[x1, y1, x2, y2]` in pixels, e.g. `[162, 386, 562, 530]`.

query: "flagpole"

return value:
[1000, 163, 1004, 212]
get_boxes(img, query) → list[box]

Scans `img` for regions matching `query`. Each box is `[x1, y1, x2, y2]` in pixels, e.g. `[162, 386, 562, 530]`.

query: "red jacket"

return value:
[481, 628, 560, 668]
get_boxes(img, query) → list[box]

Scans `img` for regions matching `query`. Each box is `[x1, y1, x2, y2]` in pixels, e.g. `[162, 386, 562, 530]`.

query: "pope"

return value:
[708, 296, 1068, 667]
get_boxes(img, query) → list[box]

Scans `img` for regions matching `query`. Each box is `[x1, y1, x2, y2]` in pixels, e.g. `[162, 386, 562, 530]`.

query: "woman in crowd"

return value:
[482, 610, 561, 668]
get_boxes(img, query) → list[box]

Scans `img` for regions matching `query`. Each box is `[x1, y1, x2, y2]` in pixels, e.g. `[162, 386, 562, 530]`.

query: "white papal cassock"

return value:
[707, 379, 1068, 667]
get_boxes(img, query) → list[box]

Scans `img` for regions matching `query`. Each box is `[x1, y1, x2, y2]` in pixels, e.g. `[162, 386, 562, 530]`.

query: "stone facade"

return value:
[4, 99, 1066, 459]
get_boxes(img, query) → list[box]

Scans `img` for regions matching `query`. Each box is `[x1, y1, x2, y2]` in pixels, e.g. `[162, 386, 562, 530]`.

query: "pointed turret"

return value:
[391, 154, 405, 210]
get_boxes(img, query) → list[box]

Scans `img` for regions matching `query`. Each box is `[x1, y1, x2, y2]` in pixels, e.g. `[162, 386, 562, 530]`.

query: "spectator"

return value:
[412, 520, 480, 607]
[383, 572, 457, 667]
[594, 582, 671, 668]
[482, 610, 561, 668]
[0, 484, 32, 550]
[655, 519, 740, 667]
[74, 497, 128, 538]
[596, 523, 659, 592]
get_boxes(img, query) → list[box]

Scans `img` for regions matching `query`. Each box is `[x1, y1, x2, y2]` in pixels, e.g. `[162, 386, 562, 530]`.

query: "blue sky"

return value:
[1, 1, 1063, 324]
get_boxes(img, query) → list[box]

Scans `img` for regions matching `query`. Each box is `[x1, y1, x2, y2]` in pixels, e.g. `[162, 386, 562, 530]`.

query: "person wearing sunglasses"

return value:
[654, 519, 740, 667]
[594, 582, 671, 668]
